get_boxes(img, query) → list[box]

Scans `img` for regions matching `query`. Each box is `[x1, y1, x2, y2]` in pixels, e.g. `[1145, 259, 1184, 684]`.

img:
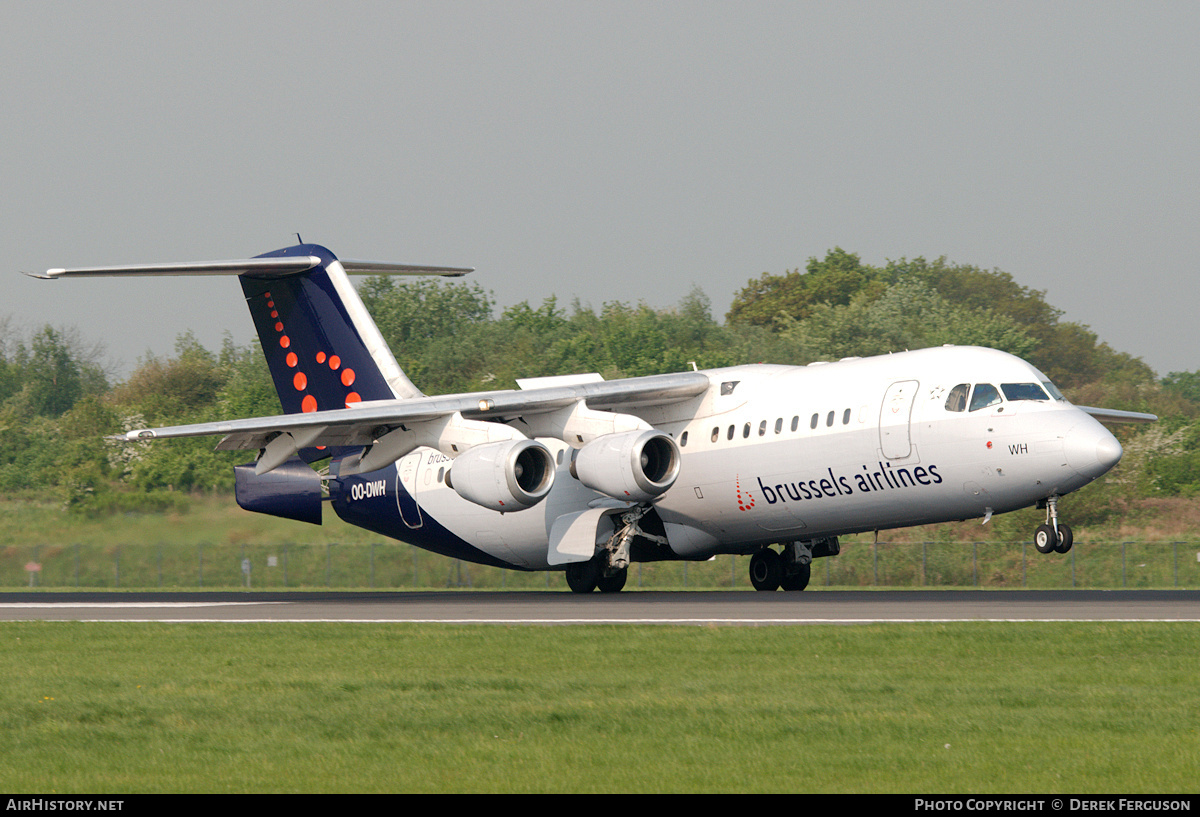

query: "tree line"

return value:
[3, 249, 1199, 516]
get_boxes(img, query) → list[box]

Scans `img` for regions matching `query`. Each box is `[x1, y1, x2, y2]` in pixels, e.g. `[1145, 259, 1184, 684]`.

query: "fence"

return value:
[4, 540, 1200, 590]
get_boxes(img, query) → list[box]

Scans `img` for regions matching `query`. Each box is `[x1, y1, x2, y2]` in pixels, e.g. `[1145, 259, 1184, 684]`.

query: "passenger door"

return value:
[879, 380, 918, 459]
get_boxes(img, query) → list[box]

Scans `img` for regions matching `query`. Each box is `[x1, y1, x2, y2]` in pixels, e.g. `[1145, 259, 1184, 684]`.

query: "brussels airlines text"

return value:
[757, 462, 943, 505]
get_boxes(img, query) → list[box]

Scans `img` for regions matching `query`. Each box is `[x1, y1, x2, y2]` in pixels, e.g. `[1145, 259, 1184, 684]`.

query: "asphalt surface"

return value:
[1, 589, 1198, 623]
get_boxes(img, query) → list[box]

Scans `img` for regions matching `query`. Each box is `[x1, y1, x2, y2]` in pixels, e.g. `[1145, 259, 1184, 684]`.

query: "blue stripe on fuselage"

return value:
[330, 462, 527, 570]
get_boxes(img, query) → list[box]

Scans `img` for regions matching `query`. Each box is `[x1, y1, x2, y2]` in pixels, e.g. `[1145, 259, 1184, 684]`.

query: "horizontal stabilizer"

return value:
[31, 257, 322, 279]
[339, 260, 473, 276]
[31, 256, 471, 280]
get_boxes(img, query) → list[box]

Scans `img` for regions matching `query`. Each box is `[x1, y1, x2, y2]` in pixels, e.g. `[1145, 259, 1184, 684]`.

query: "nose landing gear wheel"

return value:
[1053, 523, 1073, 554]
[1035, 523, 1074, 554]
[1035, 495, 1075, 555]
[1034, 524, 1058, 554]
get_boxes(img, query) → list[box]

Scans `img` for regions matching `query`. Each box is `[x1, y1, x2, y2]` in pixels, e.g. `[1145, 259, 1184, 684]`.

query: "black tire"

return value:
[597, 568, 628, 593]
[1054, 524, 1074, 554]
[1034, 524, 1058, 554]
[565, 559, 601, 593]
[780, 562, 812, 591]
[749, 548, 783, 592]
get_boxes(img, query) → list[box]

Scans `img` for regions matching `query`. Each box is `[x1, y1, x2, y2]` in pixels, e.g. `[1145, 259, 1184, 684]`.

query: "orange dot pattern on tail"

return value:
[264, 292, 359, 411]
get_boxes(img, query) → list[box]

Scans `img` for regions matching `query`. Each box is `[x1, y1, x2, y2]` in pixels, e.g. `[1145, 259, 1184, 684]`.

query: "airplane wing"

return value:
[119, 371, 711, 473]
[1076, 406, 1158, 424]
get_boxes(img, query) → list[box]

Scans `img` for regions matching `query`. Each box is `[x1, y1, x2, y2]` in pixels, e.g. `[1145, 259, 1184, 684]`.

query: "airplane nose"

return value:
[1065, 421, 1123, 479]
[1096, 432, 1123, 472]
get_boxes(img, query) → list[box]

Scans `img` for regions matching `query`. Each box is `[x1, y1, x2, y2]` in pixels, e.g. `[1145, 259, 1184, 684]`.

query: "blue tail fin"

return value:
[240, 243, 412, 415]
[40, 239, 470, 415]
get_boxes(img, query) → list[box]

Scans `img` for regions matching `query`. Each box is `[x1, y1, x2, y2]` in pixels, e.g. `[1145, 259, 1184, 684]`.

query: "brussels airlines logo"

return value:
[748, 461, 944, 508]
[735, 475, 755, 511]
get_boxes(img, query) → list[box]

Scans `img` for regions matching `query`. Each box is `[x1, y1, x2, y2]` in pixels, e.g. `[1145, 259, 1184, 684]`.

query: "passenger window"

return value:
[791, 416, 799, 432]
[680, 431, 689, 447]
[759, 420, 767, 437]
[437, 467, 444, 483]
[711, 427, 719, 443]
[727, 425, 735, 441]
[969, 383, 1002, 412]
[842, 408, 851, 425]
[775, 418, 783, 434]
[826, 411, 835, 427]
[810, 413, 819, 429]
[743, 422, 751, 439]
[945, 383, 970, 412]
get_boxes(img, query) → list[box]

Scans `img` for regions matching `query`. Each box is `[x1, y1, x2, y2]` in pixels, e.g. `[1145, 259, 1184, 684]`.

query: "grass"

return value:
[0, 622, 1197, 792]
[4, 495, 1200, 590]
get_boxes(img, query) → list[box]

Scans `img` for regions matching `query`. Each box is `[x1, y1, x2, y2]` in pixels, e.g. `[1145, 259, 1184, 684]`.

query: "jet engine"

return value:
[445, 438, 556, 511]
[571, 429, 681, 503]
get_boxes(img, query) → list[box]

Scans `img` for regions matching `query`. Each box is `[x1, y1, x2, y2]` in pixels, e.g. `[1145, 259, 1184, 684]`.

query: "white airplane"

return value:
[36, 242, 1156, 592]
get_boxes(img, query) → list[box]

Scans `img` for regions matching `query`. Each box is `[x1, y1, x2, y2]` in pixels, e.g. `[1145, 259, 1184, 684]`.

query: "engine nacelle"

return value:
[571, 429, 680, 503]
[445, 439, 556, 512]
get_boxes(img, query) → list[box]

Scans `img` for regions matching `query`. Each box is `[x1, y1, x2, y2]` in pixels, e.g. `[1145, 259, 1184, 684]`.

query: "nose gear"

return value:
[1034, 495, 1073, 554]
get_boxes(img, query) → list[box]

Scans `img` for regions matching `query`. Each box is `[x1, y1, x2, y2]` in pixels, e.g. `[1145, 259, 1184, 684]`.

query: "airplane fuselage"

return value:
[330, 345, 1122, 570]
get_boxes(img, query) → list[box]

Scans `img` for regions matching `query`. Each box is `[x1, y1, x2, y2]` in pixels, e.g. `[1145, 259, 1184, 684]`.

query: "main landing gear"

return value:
[749, 548, 811, 591]
[1034, 495, 1074, 555]
[748, 540, 835, 591]
[565, 505, 665, 594]
[565, 558, 627, 594]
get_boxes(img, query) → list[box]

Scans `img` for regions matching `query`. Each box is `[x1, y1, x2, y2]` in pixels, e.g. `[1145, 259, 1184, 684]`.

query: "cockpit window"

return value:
[1001, 383, 1050, 402]
[969, 383, 1002, 412]
[1042, 381, 1065, 401]
[945, 383, 970, 412]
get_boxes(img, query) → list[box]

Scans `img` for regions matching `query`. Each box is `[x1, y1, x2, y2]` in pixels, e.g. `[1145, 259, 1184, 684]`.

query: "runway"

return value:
[1, 589, 1198, 623]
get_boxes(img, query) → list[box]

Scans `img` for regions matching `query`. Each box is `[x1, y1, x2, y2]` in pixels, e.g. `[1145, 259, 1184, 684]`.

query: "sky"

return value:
[5, 1, 1198, 380]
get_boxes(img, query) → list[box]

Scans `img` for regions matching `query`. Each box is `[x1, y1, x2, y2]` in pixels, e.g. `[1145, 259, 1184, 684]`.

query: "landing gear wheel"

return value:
[597, 568, 628, 594]
[565, 559, 602, 593]
[780, 562, 811, 591]
[1034, 524, 1058, 554]
[1053, 524, 1073, 554]
[749, 548, 783, 592]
